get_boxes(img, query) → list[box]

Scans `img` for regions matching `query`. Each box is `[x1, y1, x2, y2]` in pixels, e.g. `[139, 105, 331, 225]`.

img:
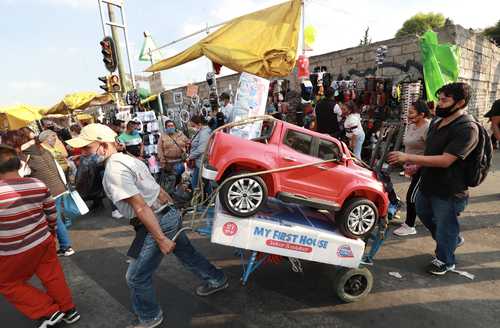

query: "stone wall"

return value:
[452, 25, 500, 122]
[160, 24, 500, 120]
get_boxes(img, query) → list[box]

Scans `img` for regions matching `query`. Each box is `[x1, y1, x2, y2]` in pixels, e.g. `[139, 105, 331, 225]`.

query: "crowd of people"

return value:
[0, 82, 499, 327]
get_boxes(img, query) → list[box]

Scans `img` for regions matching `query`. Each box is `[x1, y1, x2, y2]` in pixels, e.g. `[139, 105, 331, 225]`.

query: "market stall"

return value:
[0, 104, 44, 131]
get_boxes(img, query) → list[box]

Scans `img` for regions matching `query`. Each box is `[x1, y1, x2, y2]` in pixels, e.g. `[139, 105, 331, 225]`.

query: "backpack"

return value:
[444, 115, 493, 187]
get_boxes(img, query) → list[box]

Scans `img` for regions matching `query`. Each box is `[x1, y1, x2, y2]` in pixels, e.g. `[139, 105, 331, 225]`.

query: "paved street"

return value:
[2, 153, 500, 328]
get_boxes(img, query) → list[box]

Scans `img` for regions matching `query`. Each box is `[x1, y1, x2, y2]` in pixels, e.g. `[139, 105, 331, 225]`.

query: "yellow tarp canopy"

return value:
[0, 104, 45, 130]
[44, 92, 113, 115]
[145, 0, 301, 78]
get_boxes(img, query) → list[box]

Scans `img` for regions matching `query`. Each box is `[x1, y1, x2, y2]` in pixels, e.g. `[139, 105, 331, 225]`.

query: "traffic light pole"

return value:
[97, 0, 136, 92]
[107, 4, 128, 92]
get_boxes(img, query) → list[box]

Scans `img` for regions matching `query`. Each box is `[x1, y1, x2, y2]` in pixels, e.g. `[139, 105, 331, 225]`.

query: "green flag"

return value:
[420, 30, 460, 102]
[139, 31, 163, 63]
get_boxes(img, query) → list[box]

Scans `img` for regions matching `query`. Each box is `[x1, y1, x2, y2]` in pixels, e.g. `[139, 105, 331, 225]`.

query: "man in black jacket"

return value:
[315, 87, 342, 138]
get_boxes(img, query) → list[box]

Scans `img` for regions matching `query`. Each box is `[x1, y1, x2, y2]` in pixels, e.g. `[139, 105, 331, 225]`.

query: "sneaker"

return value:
[62, 308, 80, 324]
[126, 312, 163, 328]
[112, 209, 124, 219]
[393, 223, 417, 236]
[427, 258, 455, 275]
[57, 247, 75, 257]
[457, 235, 465, 247]
[37, 311, 64, 328]
[195, 277, 229, 296]
[360, 257, 373, 266]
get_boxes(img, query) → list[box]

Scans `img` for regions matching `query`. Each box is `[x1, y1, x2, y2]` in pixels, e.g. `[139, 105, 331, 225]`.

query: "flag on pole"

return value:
[139, 31, 163, 63]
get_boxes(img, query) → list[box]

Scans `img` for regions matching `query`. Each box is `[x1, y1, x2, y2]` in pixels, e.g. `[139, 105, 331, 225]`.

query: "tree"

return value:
[359, 27, 372, 46]
[483, 20, 500, 45]
[395, 12, 447, 38]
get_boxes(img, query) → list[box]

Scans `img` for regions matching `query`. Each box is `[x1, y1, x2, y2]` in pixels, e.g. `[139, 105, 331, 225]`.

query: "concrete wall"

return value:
[161, 24, 500, 120]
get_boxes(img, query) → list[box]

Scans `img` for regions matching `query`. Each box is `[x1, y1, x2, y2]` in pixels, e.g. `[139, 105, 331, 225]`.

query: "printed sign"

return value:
[336, 245, 354, 258]
[222, 222, 238, 236]
[230, 72, 270, 140]
[211, 198, 364, 268]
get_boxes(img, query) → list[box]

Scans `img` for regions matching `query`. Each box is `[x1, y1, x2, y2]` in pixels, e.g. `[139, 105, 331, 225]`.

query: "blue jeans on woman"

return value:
[352, 131, 365, 159]
[191, 165, 213, 196]
[415, 191, 468, 266]
[54, 196, 71, 250]
[125, 207, 225, 323]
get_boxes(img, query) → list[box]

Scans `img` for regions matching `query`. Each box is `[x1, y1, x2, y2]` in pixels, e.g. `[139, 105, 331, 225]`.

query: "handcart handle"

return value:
[171, 227, 193, 242]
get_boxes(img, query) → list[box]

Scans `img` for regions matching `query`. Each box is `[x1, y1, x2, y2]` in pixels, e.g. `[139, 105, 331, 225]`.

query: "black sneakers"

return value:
[195, 277, 229, 296]
[427, 258, 455, 275]
[37, 311, 64, 328]
[63, 308, 81, 324]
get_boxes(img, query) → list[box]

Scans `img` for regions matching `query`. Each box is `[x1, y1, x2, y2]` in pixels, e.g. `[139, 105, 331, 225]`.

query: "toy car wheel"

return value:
[336, 198, 378, 239]
[220, 172, 268, 217]
[333, 267, 373, 303]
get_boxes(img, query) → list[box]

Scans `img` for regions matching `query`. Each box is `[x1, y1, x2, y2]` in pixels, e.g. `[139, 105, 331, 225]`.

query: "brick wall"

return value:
[160, 24, 500, 121]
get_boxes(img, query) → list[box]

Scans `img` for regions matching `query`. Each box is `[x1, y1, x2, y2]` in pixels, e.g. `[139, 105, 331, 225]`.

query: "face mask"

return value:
[131, 129, 140, 136]
[435, 102, 458, 118]
[166, 127, 176, 134]
[91, 153, 105, 164]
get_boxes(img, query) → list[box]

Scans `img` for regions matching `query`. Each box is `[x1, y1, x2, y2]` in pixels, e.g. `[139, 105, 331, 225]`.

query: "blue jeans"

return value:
[125, 207, 225, 323]
[191, 165, 213, 196]
[352, 131, 365, 159]
[55, 196, 71, 250]
[415, 191, 468, 266]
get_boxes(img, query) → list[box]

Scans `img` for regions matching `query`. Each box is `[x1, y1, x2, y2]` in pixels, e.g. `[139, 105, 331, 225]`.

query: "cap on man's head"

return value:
[66, 123, 117, 148]
[127, 118, 141, 127]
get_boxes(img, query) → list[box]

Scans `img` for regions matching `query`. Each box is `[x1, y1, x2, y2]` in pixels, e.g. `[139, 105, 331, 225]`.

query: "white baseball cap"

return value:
[66, 123, 117, 148]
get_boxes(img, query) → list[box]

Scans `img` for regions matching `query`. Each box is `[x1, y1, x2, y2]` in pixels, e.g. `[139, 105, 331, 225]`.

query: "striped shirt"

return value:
[0, 178, 57, 256]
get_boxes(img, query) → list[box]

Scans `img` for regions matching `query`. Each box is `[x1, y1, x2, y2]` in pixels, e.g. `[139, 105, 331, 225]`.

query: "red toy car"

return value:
[202, 117, 389, 239]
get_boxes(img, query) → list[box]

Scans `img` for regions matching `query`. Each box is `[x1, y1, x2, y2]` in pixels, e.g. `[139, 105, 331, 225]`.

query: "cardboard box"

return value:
[211, 198, 364, 268]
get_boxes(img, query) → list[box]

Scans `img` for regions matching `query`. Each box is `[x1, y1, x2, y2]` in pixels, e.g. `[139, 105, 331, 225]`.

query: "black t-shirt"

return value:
[420, 115, 479, 198]
[315, 99, 340, 136]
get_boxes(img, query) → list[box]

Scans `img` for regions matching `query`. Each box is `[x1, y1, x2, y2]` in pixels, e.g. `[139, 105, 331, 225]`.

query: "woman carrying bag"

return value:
[23, 138, 76, 257]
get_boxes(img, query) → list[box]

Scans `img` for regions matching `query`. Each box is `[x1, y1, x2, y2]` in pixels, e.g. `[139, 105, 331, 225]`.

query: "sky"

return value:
[0, 0, 498, 107]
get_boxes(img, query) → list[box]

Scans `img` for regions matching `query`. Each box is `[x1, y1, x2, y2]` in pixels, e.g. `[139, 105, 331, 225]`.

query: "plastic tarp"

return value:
[145, 0, 301, 78]
[44, 92, 113, 115]
[0, 104, 44, 130]
[420, 30, 460, 102]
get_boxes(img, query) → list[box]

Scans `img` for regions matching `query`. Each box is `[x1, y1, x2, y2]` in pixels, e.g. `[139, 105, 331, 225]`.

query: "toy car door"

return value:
[277, 127, 323, 197]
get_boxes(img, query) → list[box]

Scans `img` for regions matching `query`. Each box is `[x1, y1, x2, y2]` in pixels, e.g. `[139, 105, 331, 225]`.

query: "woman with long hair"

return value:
[393, 100, 430, 236]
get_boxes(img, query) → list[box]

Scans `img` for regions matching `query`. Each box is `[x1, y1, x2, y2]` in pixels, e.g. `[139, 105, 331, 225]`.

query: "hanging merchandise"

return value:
[135, 110, 161, 174]
[300, 80, 313, 101]
[297, 55, 310, 79]
[420, 30, 460, 102]
[400, 82, 422, 125]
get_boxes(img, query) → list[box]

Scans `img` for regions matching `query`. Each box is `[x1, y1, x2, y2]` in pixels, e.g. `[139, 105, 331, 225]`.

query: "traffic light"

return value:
[98, 76, 110, 92]
[109, 74, 121, 92]
[100, 36, 117, 73]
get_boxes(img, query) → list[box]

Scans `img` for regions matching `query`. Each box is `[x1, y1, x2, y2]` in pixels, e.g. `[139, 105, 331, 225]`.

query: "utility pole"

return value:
[107, 4, 128, 92]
